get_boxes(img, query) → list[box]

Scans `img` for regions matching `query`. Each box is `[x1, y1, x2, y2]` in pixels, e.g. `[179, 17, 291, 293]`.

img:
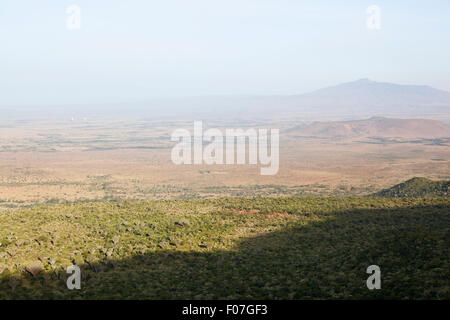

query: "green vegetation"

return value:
[373, 177, 449, 198]
[0, 197, 449, 299]
[0, 183, 380, 210]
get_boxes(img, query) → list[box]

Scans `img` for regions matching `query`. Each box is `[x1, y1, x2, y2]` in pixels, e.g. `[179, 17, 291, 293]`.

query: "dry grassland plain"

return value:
[0, 118, 448, 209]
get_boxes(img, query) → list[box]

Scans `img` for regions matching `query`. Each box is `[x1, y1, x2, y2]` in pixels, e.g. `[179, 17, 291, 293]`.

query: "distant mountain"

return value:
[290, 78, 450, 108]
[133, 79, 450, 119]
[287, 116, 450, 139]
[3, 79, 450, 121]
[372, 177, 450, 198]
[233, 79, 450, 117]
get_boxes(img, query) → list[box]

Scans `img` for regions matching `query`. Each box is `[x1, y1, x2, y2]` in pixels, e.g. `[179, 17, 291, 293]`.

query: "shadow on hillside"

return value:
[0, 204, 449, 299]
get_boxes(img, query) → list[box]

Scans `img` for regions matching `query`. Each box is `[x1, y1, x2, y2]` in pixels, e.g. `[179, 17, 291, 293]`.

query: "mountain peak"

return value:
[355, 78, 373, 83]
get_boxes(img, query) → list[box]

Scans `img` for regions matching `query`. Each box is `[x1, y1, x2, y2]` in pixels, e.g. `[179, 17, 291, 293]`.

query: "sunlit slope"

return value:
[373, 177, 449, 198]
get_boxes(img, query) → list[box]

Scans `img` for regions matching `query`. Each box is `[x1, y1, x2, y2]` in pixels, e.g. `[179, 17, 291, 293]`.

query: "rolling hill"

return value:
[373, 177, 450, 198]
[287, 116, 450, 139]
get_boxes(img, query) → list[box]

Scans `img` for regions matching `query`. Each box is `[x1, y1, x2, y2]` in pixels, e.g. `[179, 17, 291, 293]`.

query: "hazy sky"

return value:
[1, 0, 449, 106]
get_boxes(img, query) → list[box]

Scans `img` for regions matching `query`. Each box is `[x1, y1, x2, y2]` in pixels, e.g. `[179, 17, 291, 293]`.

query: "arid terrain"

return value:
[1, 81, 449, 300]
[0, 115, 448, 209]
[1, 1, 450, 303]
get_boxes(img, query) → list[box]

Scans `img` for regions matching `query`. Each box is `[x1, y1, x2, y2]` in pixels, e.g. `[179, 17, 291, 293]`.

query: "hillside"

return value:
[287, 117, 450, 138]
[373, 177, 450, 198]
[0, 197, 449, 299]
